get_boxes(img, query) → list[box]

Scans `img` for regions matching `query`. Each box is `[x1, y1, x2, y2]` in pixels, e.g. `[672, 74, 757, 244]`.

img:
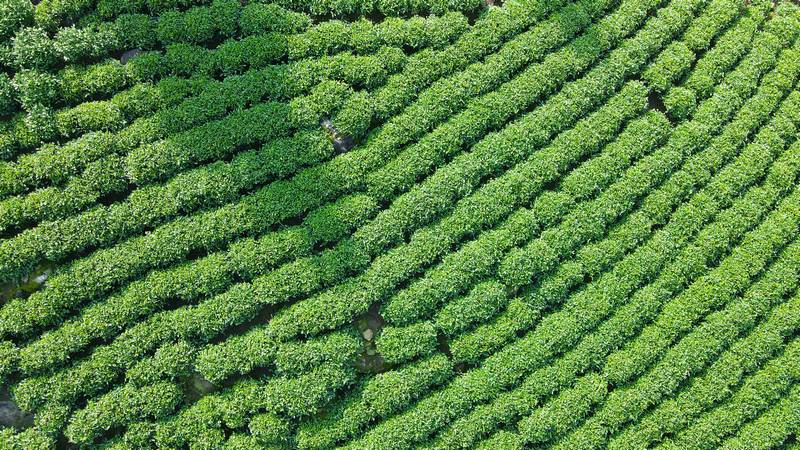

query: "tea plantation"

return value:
[0, 0, 799, 448]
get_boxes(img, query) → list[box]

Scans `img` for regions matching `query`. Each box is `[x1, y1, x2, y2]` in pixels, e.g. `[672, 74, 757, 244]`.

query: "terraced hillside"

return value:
[0, 0, 799, 448]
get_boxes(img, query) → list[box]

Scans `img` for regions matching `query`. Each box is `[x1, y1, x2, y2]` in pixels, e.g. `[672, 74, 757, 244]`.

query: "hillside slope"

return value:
[0, 0, 799, 448]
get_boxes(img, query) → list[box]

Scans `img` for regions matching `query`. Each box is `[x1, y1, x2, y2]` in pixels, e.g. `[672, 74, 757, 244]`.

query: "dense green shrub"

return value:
[0, 0, 33, 40]
[664, 85, 697, 120]
[11, 27, 58, 70]
[0, 74, 16, 116]
[2, 0, 799, 448]
[376, 322, 438, 364]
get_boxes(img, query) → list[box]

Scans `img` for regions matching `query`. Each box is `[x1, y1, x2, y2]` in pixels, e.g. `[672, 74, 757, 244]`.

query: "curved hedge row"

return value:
[0, 129, 330, 234]
[497, 38, 794, 290]
[0, 0, 646, 343]
[610, 269, 800, 449]
[0, 0, 600, 294]
[439, 93, 798, 448]
[11, 2, 470, 71]
[1, 8, 467, 122]
[154, 364, 354, 448]
[274, 0, 482, 18]
[449, 13, 799, 365]
[550, 176, 800, 449]
[385, 0, 752, 332]
[126, 341, 195, 387]
[662, 1, 800, 120]
[431, 85, 800, 448]
[2, 0, 798, 447]
[345, 15, 792, 445]
[0, 76, 350, 199]
[334, 0, 620, 139]
[5, 58, 642, 428]
[443, 124, 800, 450]
[0, 41, 407, 164]
[12, 193, 377, 375]
[64, 381, 182, 446]
[10, 1, 241, 71]
[641, 0, 750, 93]
[181, 22, 680, 414]
[93, 64, 646, 399]
[381, 111, 669, 328]
[0, 101, 296, 283]
[267, 0, 683, 342]
[0, 74, 211, 159]
[285, 11, 469, 59]
[297, 354, 453, 449]
[124, 10, 467, 80]
[662, 336, 800, 449]
[719, 382, 800, 450]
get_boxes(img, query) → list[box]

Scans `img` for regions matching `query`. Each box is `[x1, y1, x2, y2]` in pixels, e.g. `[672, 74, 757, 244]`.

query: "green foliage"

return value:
[155, 0, 238, 45]
[275, 0, 482, 18]
[248, 413, 291, 446]
[12, 27, 57, 70]
[664, 339, 800, 450]
[60, 60, 129, 104]
[286, 11, 470, 61]
[2, 0, 799, 448]
[0, 340, 19, 384]
[434, 281, 508, 337]
[275, 330, 361, 376]
[376, 322, 438, 364]
[333, 0, 617, 140]
[1, 151, 378, 347]
[441, 85, 800, 448]
[560, 177, 800, 448]
[681, 0, 746, 52]
[13, 69, 60, 109]
[305, 194, 379, 245]
[297, 354, 452, 449]
[453, 38, 800, 366]
[21, 105, 57, 143]
[154, 365, 353, 448]
[719, 383, 800, 450]
[65, 381, 182, 445]
[518, 373, 607, 444]
[268, 0, 668, 342]
[114, 13, 156, 48]
[55, 100, 124, 137]
[643, 41, 694, 92]
[664, 85, 697, 121]
[33, 0, 96, 31]
[239, 3, 310, 35]
[126, 341, 195, 387]
[289, 80, 351, 128]
[360, 354, 452, 417]
[0, 0, 33, 41]
[609, 242, 800, 449]
[54, 23, 122, 63]
[0, 74, 17, 116]
[350, 6, 793, 448]
[383, 109, 668, 332]
[683, 6, 773, 99]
